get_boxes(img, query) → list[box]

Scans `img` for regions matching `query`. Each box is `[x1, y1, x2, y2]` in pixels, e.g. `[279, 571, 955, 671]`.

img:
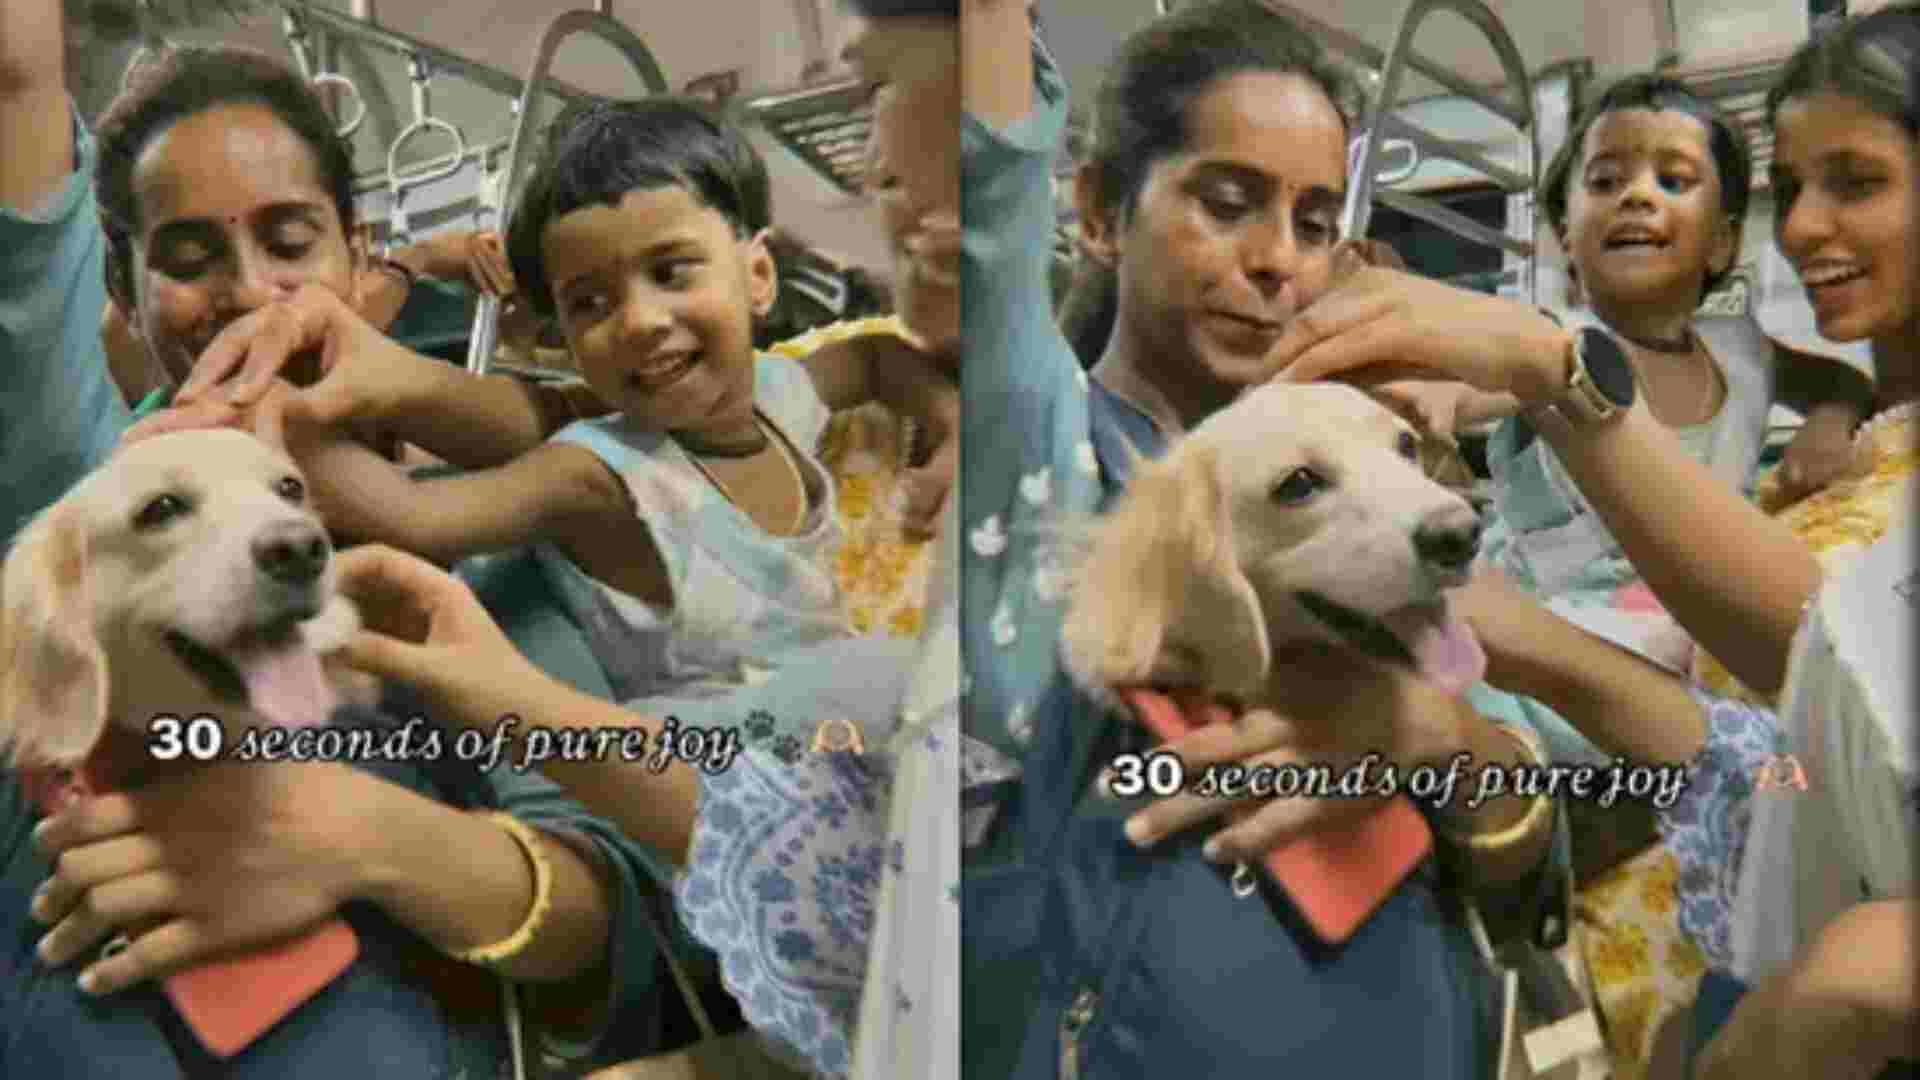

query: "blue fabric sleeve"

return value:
[0, 104, 131, 543]
[1660, 689, 1782, 969]
[959, 36, 1102, 766]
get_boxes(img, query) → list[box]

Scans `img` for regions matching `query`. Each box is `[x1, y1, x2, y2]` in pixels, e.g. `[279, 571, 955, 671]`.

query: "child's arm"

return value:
[177, 284, 611, 468]
[798, 330, 957, 437]
[292, 430, 624, 566]
[1770, 342, 1878, 502]
[376, 364, 613, 468]
[798, 334, 958, 537]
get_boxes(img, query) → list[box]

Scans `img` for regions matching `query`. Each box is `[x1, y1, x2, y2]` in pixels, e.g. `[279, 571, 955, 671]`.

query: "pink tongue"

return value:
[1380, 605, 1487, 697]
[231, 642, 339, 729]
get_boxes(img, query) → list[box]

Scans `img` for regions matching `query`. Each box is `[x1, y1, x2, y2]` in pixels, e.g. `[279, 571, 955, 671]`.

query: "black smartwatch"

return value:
[1543, 326, 1635, 427]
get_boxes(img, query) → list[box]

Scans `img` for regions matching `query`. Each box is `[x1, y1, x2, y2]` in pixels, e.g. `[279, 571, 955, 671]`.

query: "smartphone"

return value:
[164, 917, 360, 1059]
[1121, 687, 1434, 946]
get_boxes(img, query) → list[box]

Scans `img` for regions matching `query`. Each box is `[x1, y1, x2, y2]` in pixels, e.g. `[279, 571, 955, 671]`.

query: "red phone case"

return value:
[1120, 687, 1434, 945]
[163, 917, 360, 1059]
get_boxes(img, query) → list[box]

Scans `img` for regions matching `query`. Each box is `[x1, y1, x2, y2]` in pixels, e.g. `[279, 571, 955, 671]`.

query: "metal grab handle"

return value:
[385, 54, 469, 250]
[1349, 134, 1421, 188]
[387, 55, 468, 192]
[312, 73, 368, 138]
[465, 8, 669, 376]
[282, 11, 368, 140]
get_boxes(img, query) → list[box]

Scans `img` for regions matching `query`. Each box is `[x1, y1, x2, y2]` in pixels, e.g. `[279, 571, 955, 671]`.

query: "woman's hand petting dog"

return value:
[29, 761, 384, 995]
[1112, 655, 1471, 863]
[329, 544, 565, 734]
[1267, 263, 1574, 408]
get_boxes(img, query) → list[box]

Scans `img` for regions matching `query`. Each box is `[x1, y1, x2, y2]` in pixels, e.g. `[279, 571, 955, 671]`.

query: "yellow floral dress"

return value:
[1576, 845, 1709, 1080]
[768, 316, 936, 641]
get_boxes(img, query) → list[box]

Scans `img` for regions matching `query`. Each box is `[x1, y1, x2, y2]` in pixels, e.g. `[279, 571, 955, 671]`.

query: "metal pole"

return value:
[1340, 0, 1535, 241]
[1259, 0, 1531, 130]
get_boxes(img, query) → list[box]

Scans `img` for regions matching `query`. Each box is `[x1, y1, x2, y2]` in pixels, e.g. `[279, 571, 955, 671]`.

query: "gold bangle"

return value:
[453, 812, 555, 968]
[1442, 724, 1553, 853]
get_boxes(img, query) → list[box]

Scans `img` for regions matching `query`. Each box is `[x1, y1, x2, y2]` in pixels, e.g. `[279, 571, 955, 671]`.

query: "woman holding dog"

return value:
[0, 4, 681, 1075]
[1276, 6, 1920, 1076]
[957, 2, 1580, 1077]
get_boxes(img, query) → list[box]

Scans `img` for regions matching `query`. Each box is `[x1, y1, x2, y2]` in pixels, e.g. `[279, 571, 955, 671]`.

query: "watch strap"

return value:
[1539, 327, 1631, 428]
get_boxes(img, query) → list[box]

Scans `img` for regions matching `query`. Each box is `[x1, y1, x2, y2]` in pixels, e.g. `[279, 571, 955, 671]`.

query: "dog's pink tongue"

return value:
[1381, 605, 1487, 697]
[231, 643, 338, 729]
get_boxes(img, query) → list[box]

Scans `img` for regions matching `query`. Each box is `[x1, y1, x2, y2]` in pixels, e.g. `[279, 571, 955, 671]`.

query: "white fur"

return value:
[0, 429, 366, 768]
[1061, 381, 1481, 703]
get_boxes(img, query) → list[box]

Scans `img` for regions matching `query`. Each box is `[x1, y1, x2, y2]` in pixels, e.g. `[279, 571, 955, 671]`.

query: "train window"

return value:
[1363, 184, 1510, 295]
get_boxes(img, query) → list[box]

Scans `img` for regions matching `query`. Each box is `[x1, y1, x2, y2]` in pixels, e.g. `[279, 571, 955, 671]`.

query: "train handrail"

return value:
[1336, 0, 1539, 302]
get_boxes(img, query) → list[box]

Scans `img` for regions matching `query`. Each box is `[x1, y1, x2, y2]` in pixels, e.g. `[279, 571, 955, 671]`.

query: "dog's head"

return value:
[1062, 382, 1487, 702]
[0, 429, 358, 769]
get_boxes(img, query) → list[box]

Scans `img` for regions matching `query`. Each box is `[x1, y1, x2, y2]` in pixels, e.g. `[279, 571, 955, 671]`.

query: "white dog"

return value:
[0, 429, 362, 777]
[1062, 381, 1488, 705]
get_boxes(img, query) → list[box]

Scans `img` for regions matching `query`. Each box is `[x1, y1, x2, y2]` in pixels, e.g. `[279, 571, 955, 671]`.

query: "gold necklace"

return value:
[683, 417, 809, 535]
[1681, 336, 1721, 424]
[1636, 332, 1719, 426]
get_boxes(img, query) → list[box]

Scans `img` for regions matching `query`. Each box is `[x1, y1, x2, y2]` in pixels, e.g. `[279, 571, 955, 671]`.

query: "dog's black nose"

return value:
[253, 521, 330, 585]
[1413, 519, 1482, 572]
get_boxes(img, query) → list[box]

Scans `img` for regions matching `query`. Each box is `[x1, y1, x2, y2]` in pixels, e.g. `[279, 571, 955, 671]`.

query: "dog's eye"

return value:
[274, 475, 306, 503]
[133, 493, 190, 530]
[1396, 431, 1420, 461]
[1270, 467, 1325, 504]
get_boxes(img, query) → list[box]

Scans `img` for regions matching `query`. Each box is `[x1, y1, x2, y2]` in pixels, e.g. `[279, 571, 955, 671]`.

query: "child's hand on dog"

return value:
[120, 395, 248, 445]
[121, 377, 309, 453]
[173, 283, 424, 440]
[330, 544, 566, 734]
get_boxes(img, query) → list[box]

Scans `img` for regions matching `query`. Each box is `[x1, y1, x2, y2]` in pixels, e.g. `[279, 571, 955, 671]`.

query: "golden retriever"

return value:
[1062, 381, 1488, 704]
[0, 429, 361, 777]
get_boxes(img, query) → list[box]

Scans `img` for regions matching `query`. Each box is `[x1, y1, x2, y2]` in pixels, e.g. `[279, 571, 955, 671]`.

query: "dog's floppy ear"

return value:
[0, 509, 110, 768]
[1062, 444, 1271, 699]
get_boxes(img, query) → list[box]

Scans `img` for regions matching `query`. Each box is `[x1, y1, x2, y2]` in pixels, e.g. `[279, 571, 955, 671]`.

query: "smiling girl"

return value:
[1476, 77, 1877, 686]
